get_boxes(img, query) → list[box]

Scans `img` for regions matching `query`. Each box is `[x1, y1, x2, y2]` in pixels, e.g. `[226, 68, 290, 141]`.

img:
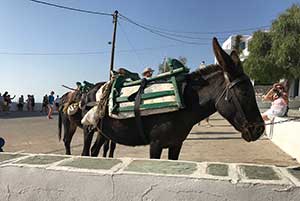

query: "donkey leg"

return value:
[81, 126, 94, 156]
[91, 133, 106, 157]
[168, 143, 183, 160]
[102, 140, 109, 157]
[63, 122, 77, 155]
[108, 141, 116, 158]
[149, 141, 163, 159]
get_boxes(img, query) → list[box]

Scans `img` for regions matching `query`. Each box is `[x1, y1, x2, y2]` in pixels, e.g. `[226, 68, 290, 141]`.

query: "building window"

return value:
[240, 42, 246, 50]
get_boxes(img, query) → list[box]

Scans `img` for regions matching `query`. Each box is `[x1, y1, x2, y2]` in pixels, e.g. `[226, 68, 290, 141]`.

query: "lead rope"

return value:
[263, 116, 300, 126]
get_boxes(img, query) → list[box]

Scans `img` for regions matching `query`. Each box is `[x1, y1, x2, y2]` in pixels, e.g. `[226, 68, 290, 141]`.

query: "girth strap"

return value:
[133, 78, 149, 144]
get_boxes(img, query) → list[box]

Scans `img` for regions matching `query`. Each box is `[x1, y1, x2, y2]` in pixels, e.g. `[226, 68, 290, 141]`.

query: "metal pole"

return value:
[109, 10, 118, 79]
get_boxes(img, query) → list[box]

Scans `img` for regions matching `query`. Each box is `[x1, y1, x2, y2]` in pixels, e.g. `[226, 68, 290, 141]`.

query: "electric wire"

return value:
[26, 1, 267, 44]
[119, 14, 209, 45]
[128, 17, 270, 35]
[118, 22, 143, 67]
[0, 44, 194, 56]
[28, 0, 113, 16]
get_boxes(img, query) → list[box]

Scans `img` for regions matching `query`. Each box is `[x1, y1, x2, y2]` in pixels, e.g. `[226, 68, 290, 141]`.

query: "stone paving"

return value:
[1, 152, 300, 186]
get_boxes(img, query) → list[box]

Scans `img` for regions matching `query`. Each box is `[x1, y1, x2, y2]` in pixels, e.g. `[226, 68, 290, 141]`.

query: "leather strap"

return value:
[134, 78, 149, 144]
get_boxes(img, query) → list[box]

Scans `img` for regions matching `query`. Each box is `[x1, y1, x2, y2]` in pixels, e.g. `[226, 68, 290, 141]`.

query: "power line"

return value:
[25, 1, 266, 43]
[141, 29, 227, 40]
[119, 14, 209, 45]
[118, 22, 143, 67]
[28, 0, 113, 16]
[0, 44, 201, 56]
[121, 14, 269, 35]
[0, 51, 109, 56]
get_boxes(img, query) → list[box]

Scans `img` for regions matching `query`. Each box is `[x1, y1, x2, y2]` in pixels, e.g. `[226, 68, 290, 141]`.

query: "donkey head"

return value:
[212, 37, 264, 142]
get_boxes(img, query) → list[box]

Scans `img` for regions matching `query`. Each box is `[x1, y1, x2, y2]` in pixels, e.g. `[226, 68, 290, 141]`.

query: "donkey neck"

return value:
[184, 66, 226, 125]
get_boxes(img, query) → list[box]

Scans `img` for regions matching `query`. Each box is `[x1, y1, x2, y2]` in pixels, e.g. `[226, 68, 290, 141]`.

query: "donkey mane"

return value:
[191, 64, 222, 78]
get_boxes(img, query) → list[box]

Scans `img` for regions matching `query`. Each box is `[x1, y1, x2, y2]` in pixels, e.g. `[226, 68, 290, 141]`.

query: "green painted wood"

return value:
[116, 90, 175, 103]
[123, 67, 189, 87]
[171, 76, 184, 108]
[118, 101, 178, 112]
[109, 76, 126, 114]
[109, 79, 118, 114]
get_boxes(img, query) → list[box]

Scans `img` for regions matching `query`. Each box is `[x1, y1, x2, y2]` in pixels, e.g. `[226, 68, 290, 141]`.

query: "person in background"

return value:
[17, 95, 24, 111]
[31, 95, 35, 111]
[261, 83, 288, 121]
[40, 94, 48, 113]
[2, 92, 14, 112]
[199, 61, 206, 69]
[142, 67, 154, 78]
[55, 95, 60, 111]
[47, 91, 55, 119]
[26, 95, 32, 111]
[4, 94, 15, 112]
[0, 137, 5, 152]
[0, 93, 3, 112]
[2, 92, 8, 102]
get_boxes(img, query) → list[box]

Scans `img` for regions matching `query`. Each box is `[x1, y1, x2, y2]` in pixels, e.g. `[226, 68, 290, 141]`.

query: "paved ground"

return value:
[0, 111, 298, 166]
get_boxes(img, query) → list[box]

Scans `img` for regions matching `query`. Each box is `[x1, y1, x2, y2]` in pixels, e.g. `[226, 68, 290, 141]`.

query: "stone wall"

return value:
[1, 153, 300, 201]
[265, 117, 300, 163]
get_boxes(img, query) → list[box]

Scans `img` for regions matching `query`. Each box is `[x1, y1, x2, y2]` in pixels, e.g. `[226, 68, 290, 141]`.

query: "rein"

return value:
[257, 116, 300, 126]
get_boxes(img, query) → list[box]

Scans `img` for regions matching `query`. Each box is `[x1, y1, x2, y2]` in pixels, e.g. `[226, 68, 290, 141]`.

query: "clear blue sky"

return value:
[0, 0, 299, 102]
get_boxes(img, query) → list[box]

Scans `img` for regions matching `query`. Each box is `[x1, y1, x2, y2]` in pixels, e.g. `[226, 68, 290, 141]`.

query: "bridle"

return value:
[215, 74, 251, 131]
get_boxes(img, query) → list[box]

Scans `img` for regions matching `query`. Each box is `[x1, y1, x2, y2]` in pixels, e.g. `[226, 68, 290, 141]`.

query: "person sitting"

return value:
[261, 83, 288, 121]
[142, 67, 154, 78]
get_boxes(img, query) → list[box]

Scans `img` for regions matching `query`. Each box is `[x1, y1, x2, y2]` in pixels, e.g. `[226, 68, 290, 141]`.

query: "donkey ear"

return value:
[212, 38, 241, 78]
[230, 50, 239, 65]
[230, 50, 243, 71]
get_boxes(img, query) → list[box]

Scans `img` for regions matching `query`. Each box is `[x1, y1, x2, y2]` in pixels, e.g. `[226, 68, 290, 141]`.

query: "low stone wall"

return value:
[265, 117, 300, 163]
[1, 153, 300, 201]
[4, 102, 43, 112]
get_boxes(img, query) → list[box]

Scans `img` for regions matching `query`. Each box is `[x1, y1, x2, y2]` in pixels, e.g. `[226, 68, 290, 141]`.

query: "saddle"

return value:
[108, 59, 189, 119]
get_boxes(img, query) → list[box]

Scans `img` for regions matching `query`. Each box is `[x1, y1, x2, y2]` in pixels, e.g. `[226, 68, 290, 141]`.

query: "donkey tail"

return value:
[58, 109, 62, 141]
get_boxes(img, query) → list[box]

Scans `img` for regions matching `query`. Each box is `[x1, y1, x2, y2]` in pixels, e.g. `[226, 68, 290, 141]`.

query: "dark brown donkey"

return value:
[58, 83, 116, 157]
[90, 38, 265, 160]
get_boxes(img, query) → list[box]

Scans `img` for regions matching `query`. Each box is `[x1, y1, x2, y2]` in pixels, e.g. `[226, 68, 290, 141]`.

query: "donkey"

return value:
[90, 38, 265, 160]
[58, 83, 116, 157]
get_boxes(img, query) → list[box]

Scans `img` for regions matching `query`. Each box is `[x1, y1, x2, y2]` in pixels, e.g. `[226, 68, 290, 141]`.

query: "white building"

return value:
[221, 35, 252, 61]
[220, 34, 300, 98]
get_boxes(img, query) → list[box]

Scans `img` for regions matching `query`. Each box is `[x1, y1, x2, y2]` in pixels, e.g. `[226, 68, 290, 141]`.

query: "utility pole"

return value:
[109, 10, 118, 79]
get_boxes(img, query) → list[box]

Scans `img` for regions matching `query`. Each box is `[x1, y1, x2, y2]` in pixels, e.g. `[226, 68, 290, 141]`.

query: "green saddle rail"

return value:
[109, 60, 189, 117]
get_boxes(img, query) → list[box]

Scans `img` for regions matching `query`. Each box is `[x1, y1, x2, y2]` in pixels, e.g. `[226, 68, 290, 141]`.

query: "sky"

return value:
[0, 0, 299, 102]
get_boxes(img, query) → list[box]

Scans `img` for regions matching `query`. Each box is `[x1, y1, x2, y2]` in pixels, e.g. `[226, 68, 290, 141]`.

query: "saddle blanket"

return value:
[108, 82, 183, 119]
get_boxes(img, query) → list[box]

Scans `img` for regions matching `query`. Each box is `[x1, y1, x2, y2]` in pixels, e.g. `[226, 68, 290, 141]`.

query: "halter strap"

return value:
[215, 74, 251, 135]
[215, 74, 249, 107]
